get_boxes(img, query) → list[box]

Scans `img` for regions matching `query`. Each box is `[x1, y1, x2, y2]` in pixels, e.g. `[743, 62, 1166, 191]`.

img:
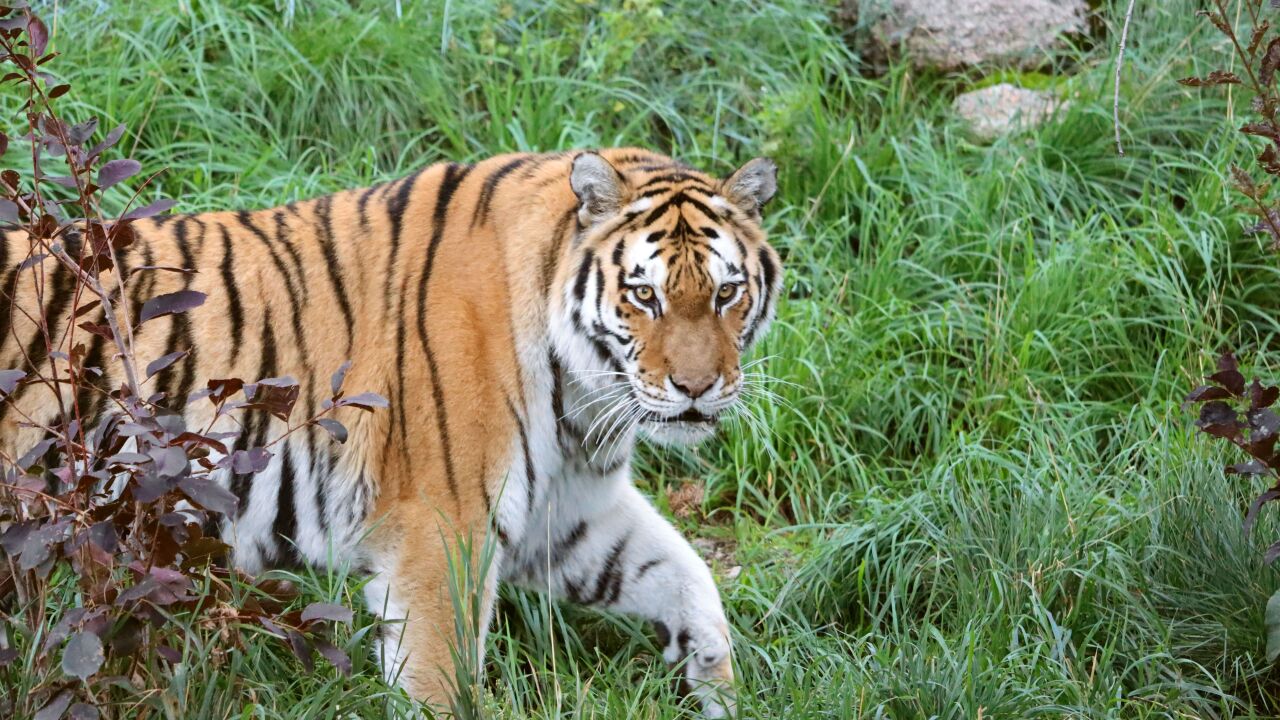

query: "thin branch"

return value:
[1115, 0, 1138, 156]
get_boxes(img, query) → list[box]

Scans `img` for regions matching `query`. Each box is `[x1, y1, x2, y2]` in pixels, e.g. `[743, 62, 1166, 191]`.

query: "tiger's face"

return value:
[555, 152, 781, 446]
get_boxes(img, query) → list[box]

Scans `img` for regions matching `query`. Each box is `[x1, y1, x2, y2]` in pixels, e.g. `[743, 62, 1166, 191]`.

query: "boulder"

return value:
[952, 84, 1064, 142]
[841, 0, 1088, 71]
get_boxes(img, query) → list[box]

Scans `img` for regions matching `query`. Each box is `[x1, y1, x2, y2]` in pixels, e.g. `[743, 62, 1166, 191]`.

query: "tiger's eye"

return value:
[718, 283, 736, 300]
[634, 285, 655, 302]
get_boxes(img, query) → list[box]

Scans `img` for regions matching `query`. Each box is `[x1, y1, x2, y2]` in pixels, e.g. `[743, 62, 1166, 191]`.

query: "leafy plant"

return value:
[1177, 0, 1280, 246]
[0, 4, 382, 716]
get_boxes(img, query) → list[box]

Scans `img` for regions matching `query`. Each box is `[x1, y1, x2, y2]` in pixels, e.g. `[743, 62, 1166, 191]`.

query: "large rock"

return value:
[952, 84, 1065, 142]
[841, 0, 1088, 71]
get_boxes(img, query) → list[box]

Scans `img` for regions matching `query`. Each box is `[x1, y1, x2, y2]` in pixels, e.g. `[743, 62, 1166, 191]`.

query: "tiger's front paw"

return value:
[657, 618, 736, 718]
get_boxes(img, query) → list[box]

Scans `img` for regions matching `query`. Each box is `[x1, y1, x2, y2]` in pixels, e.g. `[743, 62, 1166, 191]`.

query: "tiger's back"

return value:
[0, 153, 550, 571]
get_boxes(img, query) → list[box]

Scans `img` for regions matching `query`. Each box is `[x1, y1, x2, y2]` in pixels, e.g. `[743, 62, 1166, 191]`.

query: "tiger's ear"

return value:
[570, 152, 628, 228]
[722, 157, 777, 215]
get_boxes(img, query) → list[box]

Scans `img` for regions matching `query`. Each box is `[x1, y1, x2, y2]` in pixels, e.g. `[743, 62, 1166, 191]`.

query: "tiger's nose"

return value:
[670, 373, 718, 400]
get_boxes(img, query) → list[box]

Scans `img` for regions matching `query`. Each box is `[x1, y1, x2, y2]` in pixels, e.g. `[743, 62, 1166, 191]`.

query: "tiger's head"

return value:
[553, 151, 781, 446]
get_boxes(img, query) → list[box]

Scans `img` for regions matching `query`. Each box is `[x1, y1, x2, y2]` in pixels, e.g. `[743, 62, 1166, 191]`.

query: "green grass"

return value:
[10, 0, 1280, 716]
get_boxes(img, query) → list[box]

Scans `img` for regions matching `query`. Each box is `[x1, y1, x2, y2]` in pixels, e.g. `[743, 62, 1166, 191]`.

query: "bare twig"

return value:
[1115, 0, 1138, 156]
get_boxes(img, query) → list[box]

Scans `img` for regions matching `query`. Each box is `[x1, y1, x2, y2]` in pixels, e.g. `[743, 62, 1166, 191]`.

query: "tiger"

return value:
[0, 147, 781, 717]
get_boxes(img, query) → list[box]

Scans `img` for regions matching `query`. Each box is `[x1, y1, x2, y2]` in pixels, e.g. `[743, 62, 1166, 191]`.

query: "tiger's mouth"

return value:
[643, 409, 718, 424]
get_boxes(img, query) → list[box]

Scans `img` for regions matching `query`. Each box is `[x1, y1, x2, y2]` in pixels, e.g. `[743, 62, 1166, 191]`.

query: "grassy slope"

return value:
[19, 0, 1280, 716]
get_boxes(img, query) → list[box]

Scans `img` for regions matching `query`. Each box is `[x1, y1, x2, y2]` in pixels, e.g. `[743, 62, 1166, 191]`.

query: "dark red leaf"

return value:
[139, 289, 205, 323]
[145, 350, 187, 380]
[1250, 19, 1272, 57]
[0, 197, 18, 224]
[1185, 384, 1232, 404]
[34, 690, 72, 720]
[1264, 38, 1280, 85]
[1246, 489, 1280, 533]
[1227, 458, 1270, 476]
[66, 117, 97, 146]
[88, 521, 116, 553]
[68, 704, 99, 720]
[62, 630, 104, 680]
[179, 536, 230, 565]
[1179, 71, 1243, 87]
[338, 391, 389, 411]
[244, 377, 300, 422]
[315, 639, 352, 676]
[1196, 401, 1242, 441]
[258, 617, 286, 637]
[1251, 380, 1280, 410]
[314, 417, 347, 443]
[301, 602, 353, 624]
[331, 360, 351, 396]
[96, 157, 140, 189]
[46, 83, 69, 99]
[0, 648, 17, 666]
[229, 448, 272, 474]
[87, 123, 125, 161]
[77, 321, 114, 342]
[177, 476, 238, 517]
[170, 431, 228, 455]
[206, 377, 244, 405]
[286, 630, 314, 672]
[1210, 369, 1247, 396]
[27, 15, 47, 56]
[0, 367, 25, 394]
[124, 198, 177, 220]
[1252, 408, 1280, 442]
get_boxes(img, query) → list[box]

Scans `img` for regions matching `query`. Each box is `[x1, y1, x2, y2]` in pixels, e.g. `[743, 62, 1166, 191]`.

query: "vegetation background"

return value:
[9, 0, 1280, 717]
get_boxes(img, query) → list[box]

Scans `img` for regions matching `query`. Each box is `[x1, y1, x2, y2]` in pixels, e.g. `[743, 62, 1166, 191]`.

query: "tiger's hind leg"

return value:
[362, 515, 502, 713]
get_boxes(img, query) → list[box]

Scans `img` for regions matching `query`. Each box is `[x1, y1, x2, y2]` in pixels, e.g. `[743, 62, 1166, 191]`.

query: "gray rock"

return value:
[842, 0, 1088, 71]
[952, 84, 1064, 141]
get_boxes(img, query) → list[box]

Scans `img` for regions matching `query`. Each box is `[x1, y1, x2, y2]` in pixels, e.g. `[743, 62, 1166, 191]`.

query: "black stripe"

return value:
[541, 208, 577, 299]
[572, 250, 593, 303]
[415, 163, 473, 505]
[220, 226, 245, 363]
[392, 275, 410, 449]
[638, 172, 708, 189]
[654, 621, 671, 648]
[549, 351, 565, 423]
[273, 442, 301, 565]
[236, 210, 300, 300]
[272, 210, 308, 301]
[508, 397, 537, 512]
[635, 558, 663, 580]
[234, 308, 279, 518]
[588, 534, 629, 605]
[551, 520, 588, 564]
[742, 249, 777, 348]
[0, 262, 22, 354]
[471, 156, 530, 228]
[384, 169, 426, 313]
[642, 200, 676, 227]
[173, 219, 204, 409]
[639, 186, 673, 199]
[309, 423, 329, 535]
[0, 258, 73, 426]
[356, 185, 378, 232]
[315, 196, 356, 356]
[677, 192, 722, 222]
[154, 219, 197, 410]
